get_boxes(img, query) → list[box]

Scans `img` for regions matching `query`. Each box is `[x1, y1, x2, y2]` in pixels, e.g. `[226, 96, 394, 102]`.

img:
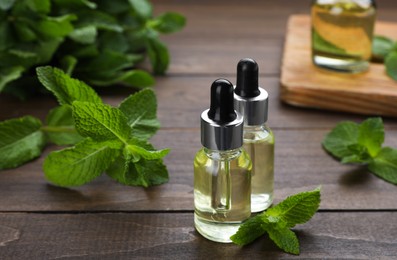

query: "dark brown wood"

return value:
[0, 128, 396, 211]
[0, 212, 396, 259]
[2, 76, 397, 129]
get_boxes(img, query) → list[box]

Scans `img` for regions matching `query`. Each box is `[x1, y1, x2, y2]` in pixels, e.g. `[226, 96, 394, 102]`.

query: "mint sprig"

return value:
[0, 66, 170, 188]
[323, 117, 397, 184]
[0, 0, 186, 98]
[231, 188, 321, 255]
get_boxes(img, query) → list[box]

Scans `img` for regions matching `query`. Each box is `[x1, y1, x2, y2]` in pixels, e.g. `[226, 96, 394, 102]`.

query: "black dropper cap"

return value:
[208, 79, 237, 124]
[234, 58, 269, 126]
[201, 79, 244, 150]
[235, 58, 260, 98]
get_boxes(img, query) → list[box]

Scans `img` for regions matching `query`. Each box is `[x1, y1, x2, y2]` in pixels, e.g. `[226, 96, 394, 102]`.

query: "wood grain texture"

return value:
[0, 128, 396, 211]
[0, 212, 396, 259]
[281, 15, 397, 116]
[1, 76, 397, 130]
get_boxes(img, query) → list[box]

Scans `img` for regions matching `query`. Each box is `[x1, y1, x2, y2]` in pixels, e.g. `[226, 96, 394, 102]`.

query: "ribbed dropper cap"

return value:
[234, 58, 269, 126]
[201, 79, 244, 150]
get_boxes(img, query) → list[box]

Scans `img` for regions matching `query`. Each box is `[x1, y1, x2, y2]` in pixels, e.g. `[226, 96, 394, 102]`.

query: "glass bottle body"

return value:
[311, 0, 376, 73]
[243, 124, 274, 213]
[194, 147, 251, 243]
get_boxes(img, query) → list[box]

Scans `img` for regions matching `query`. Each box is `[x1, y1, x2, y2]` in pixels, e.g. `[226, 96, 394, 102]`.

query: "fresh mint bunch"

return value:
[372, 35, 397, 81]
[323, 117, 397, 184]
[0, 66, 169, 188]
[231, 188, 321, 255]
[0, 0, 186, 98]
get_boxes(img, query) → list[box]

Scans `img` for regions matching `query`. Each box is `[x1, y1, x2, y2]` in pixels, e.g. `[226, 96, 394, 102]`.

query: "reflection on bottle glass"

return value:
[311, 0, 376, 73]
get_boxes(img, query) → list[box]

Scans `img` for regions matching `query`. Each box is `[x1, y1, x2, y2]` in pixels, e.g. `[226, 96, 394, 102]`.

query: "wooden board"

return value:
[281, 15, 397, 117]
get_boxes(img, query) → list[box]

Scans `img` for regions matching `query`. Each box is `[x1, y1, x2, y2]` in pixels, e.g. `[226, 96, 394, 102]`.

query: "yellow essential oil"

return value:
[243, 125, 274, 212]
[194, 148, 251, 243]
[311, 0, 376, 73]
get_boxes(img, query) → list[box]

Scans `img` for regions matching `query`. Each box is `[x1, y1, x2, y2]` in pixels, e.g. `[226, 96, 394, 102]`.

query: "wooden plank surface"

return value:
[0, 128, 396, 211]
[281, 15, 397, 116]
[2, 77, 397, 130]
[0, 212, 396, 259]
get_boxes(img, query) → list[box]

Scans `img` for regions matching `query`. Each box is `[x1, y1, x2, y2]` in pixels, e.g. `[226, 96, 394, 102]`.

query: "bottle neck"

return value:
[244, 123, 269, 132]
[203, 147, 242, 160]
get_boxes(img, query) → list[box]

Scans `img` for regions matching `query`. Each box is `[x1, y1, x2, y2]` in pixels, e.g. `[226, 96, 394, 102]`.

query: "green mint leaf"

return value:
[340, 147, 371, 164]
[72, 101, 131, 142]
[85, 69, 154, 88]
[385, 51, 397, 81]
[150, 12, 186, 34]
[126, 145, 169, 160]
[74, 10, 123, 32]
[372, 35, 395, 61]
[357, 117, 384, 158]
[44, 105, 84, 145]
[53, 0, 97, 9]
[106, 153, 130, 184]
[0, 116, 46, 169]
[0, 66, 24, 92]
[128, 0, 152, 18]
[43, 138, 121, 187]
[68, 26, 97, 44]
[36, 66, 102, 105]
[312, 29, 346, 56]
[147, 37, 170, 74]
[107, 156, 168, 187]
[27, 0, 51, 14]
[266, 187, 321, 228]
[0, 0, 15, 11]
[368, 147, 397, 184]
[323, 118, 384, 162]
[121, 70, 155, 88]
[77, 50, 136, 74]
[98, 31, 129, 53]
[119, 88, 160, 139]
[230, 215, 267, 246]
[37, 14, 77, 38]
[13, 22, 37, 42]
[322, 121, 359, 159]
[126, 138, 169, 161]
[267, 225, 300, 255]
[0, 21, 14, 51]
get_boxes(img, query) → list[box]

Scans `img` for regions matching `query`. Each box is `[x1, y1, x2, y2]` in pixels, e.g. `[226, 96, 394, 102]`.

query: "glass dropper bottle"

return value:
[234, 58, 275, 213]
[194, 79, 252, 243]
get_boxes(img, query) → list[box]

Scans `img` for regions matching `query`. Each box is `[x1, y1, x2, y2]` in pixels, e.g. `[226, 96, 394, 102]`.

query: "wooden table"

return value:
[1, 0, 397, 258]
